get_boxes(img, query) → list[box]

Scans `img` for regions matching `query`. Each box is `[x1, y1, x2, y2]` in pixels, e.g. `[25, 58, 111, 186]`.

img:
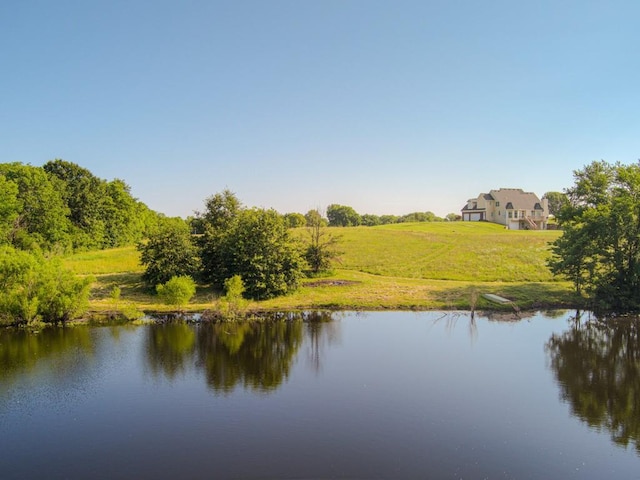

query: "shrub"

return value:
[156, 276, 196, 308]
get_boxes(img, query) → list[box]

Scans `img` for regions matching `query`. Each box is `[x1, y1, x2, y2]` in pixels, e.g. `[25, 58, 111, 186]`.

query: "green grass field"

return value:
[64, 222, 578, 313]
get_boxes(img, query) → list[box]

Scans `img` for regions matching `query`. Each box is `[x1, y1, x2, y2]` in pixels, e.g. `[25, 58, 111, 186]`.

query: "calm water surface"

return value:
[1, 310, 639, 479]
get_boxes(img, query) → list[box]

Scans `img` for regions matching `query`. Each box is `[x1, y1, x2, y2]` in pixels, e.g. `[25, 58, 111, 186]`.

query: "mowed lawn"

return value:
[313, 222, 561, 282]
[64, 222, 575, 312]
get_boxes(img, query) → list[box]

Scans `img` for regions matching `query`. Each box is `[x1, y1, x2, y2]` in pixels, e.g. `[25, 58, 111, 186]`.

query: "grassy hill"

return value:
[64, 222, 577, 313]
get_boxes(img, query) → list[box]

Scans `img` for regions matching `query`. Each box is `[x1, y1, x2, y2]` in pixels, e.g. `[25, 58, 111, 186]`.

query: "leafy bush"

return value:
[156, 276, 196, 307]
[0, 246, 92, 325]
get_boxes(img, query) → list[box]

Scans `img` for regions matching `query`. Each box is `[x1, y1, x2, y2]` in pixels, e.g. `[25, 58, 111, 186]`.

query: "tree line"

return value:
[0, 160, 162, 326]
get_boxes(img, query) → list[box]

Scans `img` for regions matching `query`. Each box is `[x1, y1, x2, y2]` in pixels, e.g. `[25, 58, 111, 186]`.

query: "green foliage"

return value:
[543, 191, 569, 217]
[199, 189, 242, 230]
[284, 212, 306, 228]
[0, 175, 20, 244]
[138, 218, 201, 286]
[0, 246, 92, 325]
[0, 162, 72, 251]
[224, 275, 245, 300]
[218, 275, 247, 317]
[0, 160, 159, 253]
[304, 208, 342, 275]
[199, 195, 304, 299]
[327, 204, 361, 227]
[548, 160, 640, 311]
[304, 209, 328, 227]
[156, 276, 197, 307]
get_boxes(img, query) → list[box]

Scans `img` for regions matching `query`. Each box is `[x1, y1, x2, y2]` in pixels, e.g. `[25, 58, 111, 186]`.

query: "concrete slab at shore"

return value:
[482, 293, 512, 304]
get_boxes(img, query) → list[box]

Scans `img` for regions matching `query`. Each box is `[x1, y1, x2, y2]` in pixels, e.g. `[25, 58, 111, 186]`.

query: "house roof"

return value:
[490, 188, 543, 210]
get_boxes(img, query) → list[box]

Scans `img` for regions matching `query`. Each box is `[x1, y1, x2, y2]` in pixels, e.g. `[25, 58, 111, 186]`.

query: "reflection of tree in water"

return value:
[546, 312, 640, 453]
[145, 313, 338, 394]
[0, 326, 94, 393]
[145, 322, 196, 379]
[305, 311, 341, 373]
[197, 320, 303, 393]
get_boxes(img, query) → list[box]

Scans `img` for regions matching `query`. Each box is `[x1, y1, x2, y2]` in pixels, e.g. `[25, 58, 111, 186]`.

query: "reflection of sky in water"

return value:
[0, 311, 638, 479]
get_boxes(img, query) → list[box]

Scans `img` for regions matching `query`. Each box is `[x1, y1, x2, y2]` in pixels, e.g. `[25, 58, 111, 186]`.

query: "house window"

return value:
[496, 201, 500, 207]
[508, 212, 512, 218]
[513, 211, 517, 219]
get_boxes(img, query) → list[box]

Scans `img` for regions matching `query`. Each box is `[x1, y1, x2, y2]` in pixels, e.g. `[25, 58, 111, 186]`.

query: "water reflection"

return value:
[546, 312, 640, 453]
[144, 311, 337, 393]
[0, 326, 94, 391]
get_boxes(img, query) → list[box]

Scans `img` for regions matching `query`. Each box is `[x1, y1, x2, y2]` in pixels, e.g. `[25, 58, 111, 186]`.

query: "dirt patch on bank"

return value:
[304, 279, 361, 288]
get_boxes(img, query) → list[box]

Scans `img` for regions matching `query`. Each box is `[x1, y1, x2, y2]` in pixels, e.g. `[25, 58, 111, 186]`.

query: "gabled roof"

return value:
[490, 188, 542, 210]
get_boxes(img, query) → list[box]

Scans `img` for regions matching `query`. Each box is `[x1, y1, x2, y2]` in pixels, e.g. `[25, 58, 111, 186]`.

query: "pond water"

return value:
[1, 310, 639, 479]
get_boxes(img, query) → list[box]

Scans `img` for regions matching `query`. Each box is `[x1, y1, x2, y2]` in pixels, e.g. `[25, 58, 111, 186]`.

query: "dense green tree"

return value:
[43, 159, 108, 249]
[548, 160, 640, 311]
[400, 211, 441, 223]
[0, 163, 72, 251]
[360, 214, 381, 226]
[200, 199, 304, 299]
[379, 214, 398, 225]
[446, 213, 461, 222]
[284, 212, 306, 228]
[327, 204, 360, 227]
[138, 218, 200, 286]
[224, 208, 304, 299]
[543, 191, 570, 217]
[198, 189, 242, 230]
[0, 175, 20, 244]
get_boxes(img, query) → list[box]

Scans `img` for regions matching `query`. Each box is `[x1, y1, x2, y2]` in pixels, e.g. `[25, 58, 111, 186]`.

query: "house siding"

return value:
[461, 188, 549, 230]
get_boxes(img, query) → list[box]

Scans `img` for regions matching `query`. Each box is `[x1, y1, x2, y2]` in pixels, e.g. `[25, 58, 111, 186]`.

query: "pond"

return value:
[1, 310, 639, 479]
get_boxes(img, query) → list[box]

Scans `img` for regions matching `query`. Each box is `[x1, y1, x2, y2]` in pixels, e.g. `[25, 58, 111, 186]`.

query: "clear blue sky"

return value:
[2, 0, 639, 218]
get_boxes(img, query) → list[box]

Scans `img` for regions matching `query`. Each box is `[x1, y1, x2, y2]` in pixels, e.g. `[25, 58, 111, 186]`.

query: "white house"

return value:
[461, 188, 549, 230]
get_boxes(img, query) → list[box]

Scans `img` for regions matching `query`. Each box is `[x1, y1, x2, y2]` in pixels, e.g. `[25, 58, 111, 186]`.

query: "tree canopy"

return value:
[198, 191, 304, 299]
[0, 160, 160, 253]
[548, 160, 640, 312]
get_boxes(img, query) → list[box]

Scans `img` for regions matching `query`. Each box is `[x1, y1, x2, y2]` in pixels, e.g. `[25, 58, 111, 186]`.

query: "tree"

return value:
[0, 175, 20, 244]
[198, 189, 241, 230]
[138, 218, 200, 287]
[305, 209, 327, 227]
[543, 191, 569, 217]
[326, 204, 360, 227]
[156, 276, 197, 307]
[0, 162, 72, 251]
[548, 160, 640, 311]
[360, 214, 381, 226]
[304, 208, 342, 274]
[446, 213, 461, 222]
[200, 204, 304, 299]
[226, 208, 304, 299]
[284, 213, 306, 228]
[44, 159, 108, 249]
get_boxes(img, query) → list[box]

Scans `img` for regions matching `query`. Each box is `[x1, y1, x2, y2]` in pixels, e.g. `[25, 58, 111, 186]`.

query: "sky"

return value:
[2, 0, 639, 218]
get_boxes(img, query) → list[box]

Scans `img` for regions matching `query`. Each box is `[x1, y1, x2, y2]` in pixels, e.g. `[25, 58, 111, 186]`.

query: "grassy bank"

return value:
[64, 222, 578, 314]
